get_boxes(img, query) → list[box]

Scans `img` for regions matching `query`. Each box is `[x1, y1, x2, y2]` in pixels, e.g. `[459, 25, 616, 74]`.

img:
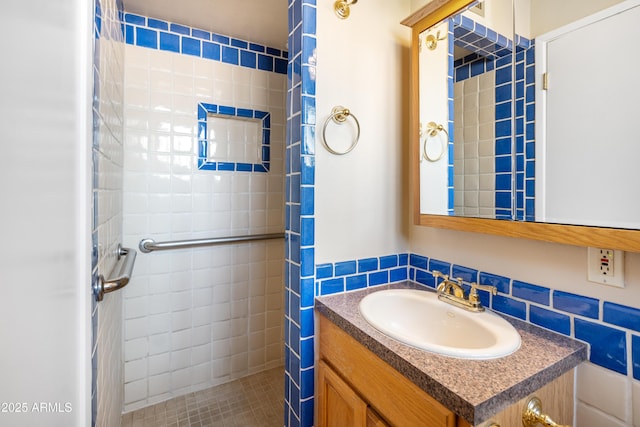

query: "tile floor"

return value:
[121, 367, 284, 427]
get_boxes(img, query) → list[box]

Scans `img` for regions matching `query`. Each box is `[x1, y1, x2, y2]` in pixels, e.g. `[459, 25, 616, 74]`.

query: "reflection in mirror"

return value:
[419, 0, 518, 220]
[418, 0, 640, 230]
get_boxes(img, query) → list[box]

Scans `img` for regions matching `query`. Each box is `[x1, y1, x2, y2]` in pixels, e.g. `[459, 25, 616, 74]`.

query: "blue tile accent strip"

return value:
[575, 318, 627, 374]
[479, 272, 510, 294]
[553, 290, 599, 319]
[335, 261, 356, 276]
[530, 305, 570, 336]
[451, 13, 512, 61]
[286, 1, 316, 425]
[429, 258, 451, 275]
[603, 301, 640, 333]
[124, 12, 287, 75]
[452, 265, 478, 283]
[492, 294, 526, 320]
[316, 253, 410, 296]
[197, 103, 270, 172]
[633, 335, 640, 380]
[341, 252, 640, 382]
[512, 280, 549, 306]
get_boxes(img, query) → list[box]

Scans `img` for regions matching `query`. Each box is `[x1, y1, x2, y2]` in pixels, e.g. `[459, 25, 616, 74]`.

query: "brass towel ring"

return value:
[321, 105, 360, 155]
[421, 121, 449, 162]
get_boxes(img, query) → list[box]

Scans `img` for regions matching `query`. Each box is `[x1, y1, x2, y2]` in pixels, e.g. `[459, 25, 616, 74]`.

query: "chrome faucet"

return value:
[432, 271, 497, 312]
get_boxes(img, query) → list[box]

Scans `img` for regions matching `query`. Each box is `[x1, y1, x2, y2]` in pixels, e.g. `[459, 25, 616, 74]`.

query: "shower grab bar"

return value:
[94, 245, 137, 302]
[139, 233, 285, 253]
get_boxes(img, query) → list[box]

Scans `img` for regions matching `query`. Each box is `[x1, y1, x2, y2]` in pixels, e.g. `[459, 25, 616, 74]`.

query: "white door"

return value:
[536, 1, 640, 228]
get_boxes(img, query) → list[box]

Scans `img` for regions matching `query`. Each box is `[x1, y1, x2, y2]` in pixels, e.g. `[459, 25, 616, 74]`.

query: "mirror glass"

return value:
[418, 0, 640, 229]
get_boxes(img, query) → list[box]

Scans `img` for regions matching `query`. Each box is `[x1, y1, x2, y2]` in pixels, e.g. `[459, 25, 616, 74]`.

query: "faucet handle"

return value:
[432, 271, 447, 293]
[432, 270, 447, 280]
[471, 282, 498, 295]
[468, 282, 498, 303]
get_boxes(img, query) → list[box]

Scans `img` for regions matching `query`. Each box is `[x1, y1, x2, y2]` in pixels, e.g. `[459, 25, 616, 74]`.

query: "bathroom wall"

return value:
[120, 14, 286, 412]
[409, 230, 640, 426]
[92, 0, 126, 425]
[0, 1, 94, 426]
[315, 0, 410, 263]
[310, 1, 640, 426]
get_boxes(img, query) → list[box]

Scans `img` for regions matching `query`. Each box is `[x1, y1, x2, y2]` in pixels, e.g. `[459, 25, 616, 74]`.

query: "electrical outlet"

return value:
[587, 248, 625, 287]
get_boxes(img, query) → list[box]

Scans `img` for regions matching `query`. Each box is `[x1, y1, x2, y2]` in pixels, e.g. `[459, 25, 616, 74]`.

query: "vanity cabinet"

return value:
[317, 313, 574, 427]
[317, 360, 389, 427]
[319, 313, 459, 427]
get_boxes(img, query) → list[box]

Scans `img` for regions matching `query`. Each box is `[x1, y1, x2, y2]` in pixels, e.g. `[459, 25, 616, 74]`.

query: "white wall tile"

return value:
[633, 381, 640, 426]
[124, 379, 147, 405]
[577, 362, 630, 421]
[148, 373, 171, 397]
[122, 42, 284, 411]
[149, 333, 170, 355]
[577, 402, 628, 427]
[193, 344, 213, 365]
[148, 353, 171, 376]
[125, 358, 148, 383]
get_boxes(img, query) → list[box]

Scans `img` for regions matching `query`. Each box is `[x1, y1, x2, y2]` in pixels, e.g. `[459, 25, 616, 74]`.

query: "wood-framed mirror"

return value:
[403, 0, 640, 252]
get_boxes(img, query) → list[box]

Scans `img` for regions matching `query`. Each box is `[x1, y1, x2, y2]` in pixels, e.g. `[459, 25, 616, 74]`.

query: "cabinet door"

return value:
[317, 359, 369, 427]
[367, 407, 390, 427]
[320, 315, 457, 427]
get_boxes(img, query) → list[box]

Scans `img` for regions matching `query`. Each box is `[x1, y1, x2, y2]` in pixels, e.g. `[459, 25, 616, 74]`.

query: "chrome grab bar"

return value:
[139, 233, 285, 253]
[94, 244, 137, 302]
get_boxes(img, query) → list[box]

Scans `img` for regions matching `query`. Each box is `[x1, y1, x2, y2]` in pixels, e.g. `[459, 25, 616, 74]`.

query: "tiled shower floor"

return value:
[121, 367, 284, 427]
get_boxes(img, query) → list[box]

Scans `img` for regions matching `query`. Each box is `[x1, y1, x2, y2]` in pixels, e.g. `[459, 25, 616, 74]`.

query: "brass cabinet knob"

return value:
[522, 396, 570, 427]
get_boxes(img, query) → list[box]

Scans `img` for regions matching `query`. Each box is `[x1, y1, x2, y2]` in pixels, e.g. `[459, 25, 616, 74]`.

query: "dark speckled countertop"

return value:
[315, 281, 587, 426]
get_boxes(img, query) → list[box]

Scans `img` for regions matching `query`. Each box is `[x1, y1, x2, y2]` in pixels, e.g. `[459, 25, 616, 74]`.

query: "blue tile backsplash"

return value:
[313, 251, 640, 384]
[574, 318, 627, 375]
[316, 254, 408, 296]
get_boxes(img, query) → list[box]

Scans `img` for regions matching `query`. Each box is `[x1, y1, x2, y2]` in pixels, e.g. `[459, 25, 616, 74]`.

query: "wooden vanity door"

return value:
[317, 359, 367, 426]
[317, 359, 390, 427]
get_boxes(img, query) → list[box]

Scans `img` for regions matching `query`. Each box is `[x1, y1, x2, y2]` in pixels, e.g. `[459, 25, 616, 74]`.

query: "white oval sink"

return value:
[359, 289, 521, 359]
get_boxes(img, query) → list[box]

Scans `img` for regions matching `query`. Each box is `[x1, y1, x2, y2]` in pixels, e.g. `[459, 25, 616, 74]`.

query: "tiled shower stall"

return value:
[119, 15, 287, 413]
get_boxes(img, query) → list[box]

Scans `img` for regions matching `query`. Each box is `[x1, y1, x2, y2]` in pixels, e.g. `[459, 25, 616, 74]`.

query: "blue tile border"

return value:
[553, 290, 599, 319]
[124, 13, 288, 74]
[308, 249, 640, 423]
[603, 301, 640, 333]
[405, 251, 639, 377]
[316, 254, 409, 296]
[197, 103, 270, 172]
[286, 1, 316, 425]
[575, 318, 627, 375]
[633, 335, 640, 380]
[512, 280, 549, 306]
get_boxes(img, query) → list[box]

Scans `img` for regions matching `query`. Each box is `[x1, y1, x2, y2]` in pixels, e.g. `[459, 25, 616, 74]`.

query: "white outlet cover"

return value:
[587, 247, 625, 288]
